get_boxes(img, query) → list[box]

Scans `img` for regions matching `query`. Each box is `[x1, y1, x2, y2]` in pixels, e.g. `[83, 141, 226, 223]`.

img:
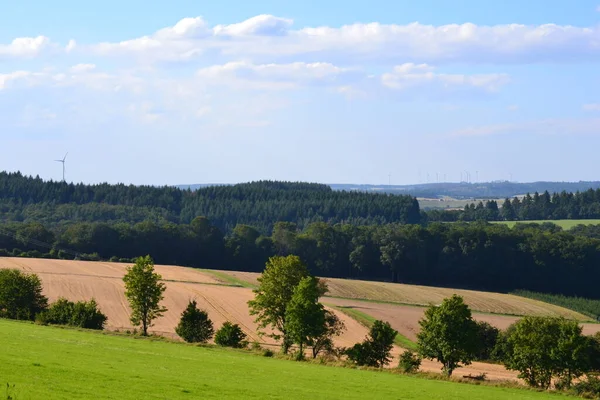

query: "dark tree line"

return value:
[427, 189, 600, 222]
[3, 219, 600, 299]
[0, 172, 421, 232]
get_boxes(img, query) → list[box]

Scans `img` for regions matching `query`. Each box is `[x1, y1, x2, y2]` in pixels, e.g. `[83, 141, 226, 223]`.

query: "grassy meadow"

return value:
[492, 219, 600, 229]
[0, 319, 564, 400]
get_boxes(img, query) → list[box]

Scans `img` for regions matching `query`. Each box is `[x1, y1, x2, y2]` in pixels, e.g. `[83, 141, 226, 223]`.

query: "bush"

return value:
[502, 316, 590, 389]
[36, 297, 107, 330]
[398, 350, 421, 373]
[474, 321, 500, 361]
[571, 375, 600, 398]
[0, 269, 48, 320]
[262, 349, 274, 357]
[215, 322, 247, 348]
[346, 320, 397, 368]
[175, 300, 214, 343]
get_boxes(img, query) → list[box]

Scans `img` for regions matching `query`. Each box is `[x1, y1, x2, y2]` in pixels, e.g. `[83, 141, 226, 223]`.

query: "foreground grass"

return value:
[0, 319, 564, 400]
[492, 219, 600, 230]
[512, 290, 600, 322]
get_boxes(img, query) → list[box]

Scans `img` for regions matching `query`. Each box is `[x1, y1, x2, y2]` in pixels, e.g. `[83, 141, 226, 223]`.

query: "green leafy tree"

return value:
[215, 322, 247, 348]
[175, 300, 214, 343]
[285, 276, 326, 360]
[417, 294, 479, 376]
[311, 311, 346, 359]
[503, 316, 590, 389]
[368, 320, 398, 367]
[247, 255, 312, 353]
[122, 255, 167, 336]
[0, 268, 48, 320]
[346, 320, 397, 368]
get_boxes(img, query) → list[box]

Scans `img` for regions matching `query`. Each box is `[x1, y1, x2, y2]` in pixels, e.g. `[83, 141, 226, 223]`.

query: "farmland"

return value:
[217, 269, 592, 320]
[492, 219, 600, 229]
[0, 319, 562, 400]
[4, 257, 600, 383]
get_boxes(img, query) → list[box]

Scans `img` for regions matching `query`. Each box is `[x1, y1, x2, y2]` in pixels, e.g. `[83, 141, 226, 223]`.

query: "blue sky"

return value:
[1, 0, 600, 185]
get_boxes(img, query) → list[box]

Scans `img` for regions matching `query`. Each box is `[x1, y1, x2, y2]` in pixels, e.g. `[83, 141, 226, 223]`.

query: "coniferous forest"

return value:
[3, 171, 600, 299]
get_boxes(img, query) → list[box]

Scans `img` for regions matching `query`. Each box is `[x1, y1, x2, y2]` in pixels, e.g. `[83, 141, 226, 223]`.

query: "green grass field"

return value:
[492, 219, 600, 229]
[0, 319, 564, 400]
[330, 305, 418, 350]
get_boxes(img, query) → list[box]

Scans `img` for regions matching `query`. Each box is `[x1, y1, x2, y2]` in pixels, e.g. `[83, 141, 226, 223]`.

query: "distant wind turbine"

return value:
[55, 152, 68, 182]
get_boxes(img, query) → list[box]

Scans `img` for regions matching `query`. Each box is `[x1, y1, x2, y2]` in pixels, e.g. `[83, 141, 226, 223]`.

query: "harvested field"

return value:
[218, 270, 591, 321]
[325, 298, 600, 342]
[0, 257, 366, 348]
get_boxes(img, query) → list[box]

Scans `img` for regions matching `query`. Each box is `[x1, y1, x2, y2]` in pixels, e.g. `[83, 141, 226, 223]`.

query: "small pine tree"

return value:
[215, 322, 247, 348]
[175, 300, 214, 343]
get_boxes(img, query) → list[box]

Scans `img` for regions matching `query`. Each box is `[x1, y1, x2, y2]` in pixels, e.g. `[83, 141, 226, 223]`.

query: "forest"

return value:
[4, 171, 600, 299]
[426, 189, 600, 222]
[2, 218, 600, 299]
[0, 172, 421, 233]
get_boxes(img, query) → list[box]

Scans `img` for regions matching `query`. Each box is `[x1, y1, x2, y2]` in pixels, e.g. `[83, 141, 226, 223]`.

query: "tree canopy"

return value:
[122, 255, 167, 336]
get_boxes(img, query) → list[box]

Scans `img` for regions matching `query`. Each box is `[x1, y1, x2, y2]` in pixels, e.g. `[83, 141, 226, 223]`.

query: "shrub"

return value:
[262, 349, 274, 357]
[398, 350, 421, 373]
[36, 297, 107, 330]
[70, 299, 107, 329]
[215, 322, 247, 348]
[175, 300, 214, 343]
[0, 269, 48, 320]
[571, 375, 600, 398]
[503, 316, 590, 389]
[346, 320, 397, 368]
[474, 321, 500, 361]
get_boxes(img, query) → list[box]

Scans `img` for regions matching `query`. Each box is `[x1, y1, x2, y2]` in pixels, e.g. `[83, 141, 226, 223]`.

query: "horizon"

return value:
[2, 1, 600, 185]
[4, 169, 600, 188]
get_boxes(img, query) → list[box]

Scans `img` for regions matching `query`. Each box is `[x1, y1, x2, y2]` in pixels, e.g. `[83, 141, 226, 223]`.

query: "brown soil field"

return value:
[218, 271, 591, 321]
[324, 298, 600, 342]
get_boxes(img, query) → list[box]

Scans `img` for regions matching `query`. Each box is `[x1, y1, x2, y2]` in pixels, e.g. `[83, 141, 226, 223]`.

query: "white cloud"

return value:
[0, 71, 32, 89]
[85, 16, 600, 64]
[583, 103, 600, 111]
[381, 63, 509, 92]
[196, 61, 354, 90]
[213, 15, 293, 36]
[66, 40, 77, 52]
[0, 36, 51, 58]
[507, 104, 519, 111]
[451, 118, 600, 137]
[70, 64, 96, 73]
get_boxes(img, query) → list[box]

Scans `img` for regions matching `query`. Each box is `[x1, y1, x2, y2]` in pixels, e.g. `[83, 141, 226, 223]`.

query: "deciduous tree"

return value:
[417, 295, 479, 376]
[123, 255, 167, 336]
[248, 255, 315, 353]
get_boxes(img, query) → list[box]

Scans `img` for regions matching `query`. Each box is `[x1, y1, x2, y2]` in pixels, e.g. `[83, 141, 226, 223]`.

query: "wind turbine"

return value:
[55, 152, 68, 182]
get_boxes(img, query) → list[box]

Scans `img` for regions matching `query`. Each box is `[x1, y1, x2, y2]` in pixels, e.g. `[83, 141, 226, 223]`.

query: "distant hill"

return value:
[180, 181, 600, 200]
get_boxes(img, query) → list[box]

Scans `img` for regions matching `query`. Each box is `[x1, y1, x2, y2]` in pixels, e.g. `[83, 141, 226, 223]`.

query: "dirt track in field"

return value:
[4, 257, 599, 383]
